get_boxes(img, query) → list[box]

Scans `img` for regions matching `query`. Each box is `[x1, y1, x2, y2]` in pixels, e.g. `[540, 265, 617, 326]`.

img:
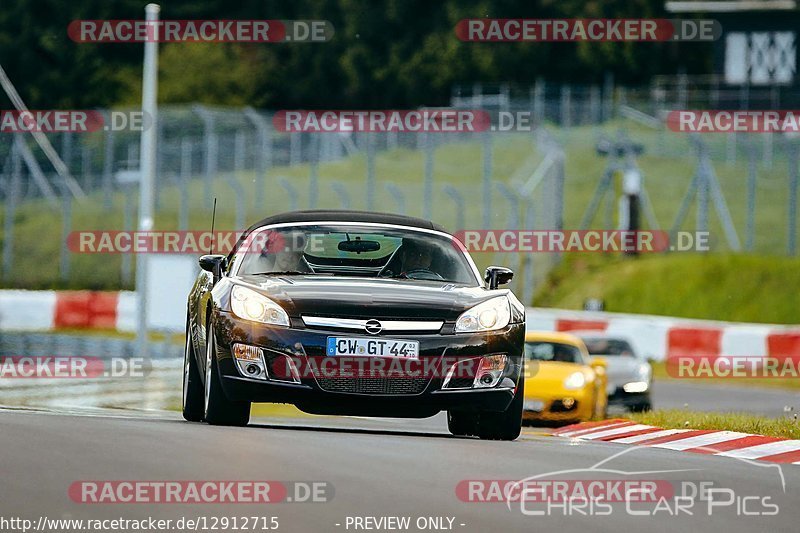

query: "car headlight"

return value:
[230, 285, 290, 327]
[564, 371, 586, 390]
[454, 296, 511, 333]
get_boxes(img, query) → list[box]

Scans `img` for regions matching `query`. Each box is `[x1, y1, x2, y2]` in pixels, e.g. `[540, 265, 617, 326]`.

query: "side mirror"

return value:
[199, 254, 227, 283]
[484, 266, 514, 290]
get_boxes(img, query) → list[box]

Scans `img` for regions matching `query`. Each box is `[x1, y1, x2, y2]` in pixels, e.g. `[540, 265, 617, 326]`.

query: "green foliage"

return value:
[535, 253, 800, 324]
[0, 0, 710, 109]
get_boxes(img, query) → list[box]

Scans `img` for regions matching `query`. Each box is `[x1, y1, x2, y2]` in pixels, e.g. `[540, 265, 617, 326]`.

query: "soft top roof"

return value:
[243, 210, 447, 234]
[230, 210, 449, 257]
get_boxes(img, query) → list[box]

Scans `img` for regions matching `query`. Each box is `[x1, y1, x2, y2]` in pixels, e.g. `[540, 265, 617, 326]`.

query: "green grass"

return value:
[534, 252, 800, 324]
[628, 409, 800, 440]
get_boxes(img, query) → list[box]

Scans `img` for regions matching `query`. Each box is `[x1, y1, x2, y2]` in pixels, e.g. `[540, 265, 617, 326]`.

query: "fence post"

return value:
[244, 108, 272, 209]
[331, 181, 351, 209]
[103, 117, 114, 210]
[482, 131, 492, 228]
[696, 143, 709, 236]
[289, 132, 301, 166]
[60, 179, 72, 282]
[278, 177, 299, 211]
[532, 78, 545, 124]
[423, 131, 434, 219]
[560, 85, 572, 128]
[385, 183, 406, 215]
[442, 185, 465, 233]
[234, 130, 246, 173]
[3, 137, 22, 280]
[309, 134, 319, 209]
[225, 174, 246, 230]
[603, 72, 614, 122]
[193, 105, 217, 207]
[788, 142, 798, 256]
[121, 184, 135, 287]
[746, 139, 757, 251]
[366, 133, 376, 210]
[179, 138, 191, 231]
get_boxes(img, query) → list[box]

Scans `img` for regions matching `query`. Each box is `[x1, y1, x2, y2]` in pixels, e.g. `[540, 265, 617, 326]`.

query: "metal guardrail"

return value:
[0, 332, 182, 359]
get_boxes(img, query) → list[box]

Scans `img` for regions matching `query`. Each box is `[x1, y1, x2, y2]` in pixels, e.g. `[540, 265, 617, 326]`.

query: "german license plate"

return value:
[326, 337, 419, 358]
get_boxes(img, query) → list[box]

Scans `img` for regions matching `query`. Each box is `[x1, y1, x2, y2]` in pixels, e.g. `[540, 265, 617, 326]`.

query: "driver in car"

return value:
[399, 241, 436, 277]
[256, 231, 312, 273]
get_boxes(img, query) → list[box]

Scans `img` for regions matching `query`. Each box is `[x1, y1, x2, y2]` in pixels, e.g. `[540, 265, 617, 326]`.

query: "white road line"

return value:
[579, 424, 656, 440]
[716, 440, 800, 459]
[650, 431, 751, 451]
[612, 429, 693, 444]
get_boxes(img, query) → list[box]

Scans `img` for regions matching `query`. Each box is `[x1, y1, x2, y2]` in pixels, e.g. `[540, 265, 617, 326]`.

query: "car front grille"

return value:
[315, 376, 430, 395]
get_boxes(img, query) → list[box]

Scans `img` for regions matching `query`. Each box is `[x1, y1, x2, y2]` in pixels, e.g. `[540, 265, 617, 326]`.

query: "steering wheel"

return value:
[403, 268, 444, 281]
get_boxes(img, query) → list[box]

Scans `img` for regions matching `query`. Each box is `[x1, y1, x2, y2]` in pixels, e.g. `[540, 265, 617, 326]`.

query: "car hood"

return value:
[233, 275, 503, 320]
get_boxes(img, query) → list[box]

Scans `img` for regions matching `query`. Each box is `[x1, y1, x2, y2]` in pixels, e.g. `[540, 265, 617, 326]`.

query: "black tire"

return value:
[478, 373, 524, 441]
[203, 321, 251, 426]
[182, 322, 204, 422]
[447, 410, 479, 437]
[629, 400, 652, 413]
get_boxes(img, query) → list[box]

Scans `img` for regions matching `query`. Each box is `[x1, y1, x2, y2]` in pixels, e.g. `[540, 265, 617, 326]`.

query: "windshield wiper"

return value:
[250, 271, 310, 276]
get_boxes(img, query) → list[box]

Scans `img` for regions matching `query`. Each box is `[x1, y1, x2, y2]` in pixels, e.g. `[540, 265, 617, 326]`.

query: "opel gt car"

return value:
[182, 210, 526, 440]
[522, 331, 608, 425]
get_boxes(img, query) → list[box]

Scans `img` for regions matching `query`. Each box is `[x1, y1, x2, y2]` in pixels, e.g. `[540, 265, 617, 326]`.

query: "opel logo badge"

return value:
[364, 319, 382, 335]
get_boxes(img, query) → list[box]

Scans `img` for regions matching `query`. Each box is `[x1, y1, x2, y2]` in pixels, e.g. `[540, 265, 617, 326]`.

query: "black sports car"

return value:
[183, 210, 526, 440]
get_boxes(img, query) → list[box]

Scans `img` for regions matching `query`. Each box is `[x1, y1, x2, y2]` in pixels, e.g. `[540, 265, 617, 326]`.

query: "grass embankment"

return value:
[628, 409, 800, 440]
[535, 252, 800, 325]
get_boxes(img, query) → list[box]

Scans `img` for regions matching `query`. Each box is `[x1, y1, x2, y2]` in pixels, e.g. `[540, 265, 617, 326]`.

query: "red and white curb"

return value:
[552, 419, 800, 464]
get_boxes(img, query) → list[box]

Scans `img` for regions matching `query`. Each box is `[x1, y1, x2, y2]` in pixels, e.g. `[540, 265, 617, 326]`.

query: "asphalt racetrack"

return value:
[1, 406, 798, 533]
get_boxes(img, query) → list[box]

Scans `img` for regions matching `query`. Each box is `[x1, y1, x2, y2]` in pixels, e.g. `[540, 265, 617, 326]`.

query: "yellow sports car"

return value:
[522, 331, 608, 425]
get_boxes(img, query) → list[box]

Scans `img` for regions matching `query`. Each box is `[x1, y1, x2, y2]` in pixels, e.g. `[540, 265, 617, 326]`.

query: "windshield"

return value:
[582, 338, 635, 357]
[524, 341, 586, 365]
[234, 224, 478, 285]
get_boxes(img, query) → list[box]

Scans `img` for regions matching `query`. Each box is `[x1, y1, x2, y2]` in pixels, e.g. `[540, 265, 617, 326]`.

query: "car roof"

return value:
[525, 330, 587, 347]
[228, 210, 450, 259]
[244, 210, 447, 234]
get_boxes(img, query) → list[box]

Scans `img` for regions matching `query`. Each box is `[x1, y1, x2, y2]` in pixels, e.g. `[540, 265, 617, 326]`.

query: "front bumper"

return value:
[608, 387, 651, 407]
[521, 390, 594, 423]
[212, 311, 525, 417]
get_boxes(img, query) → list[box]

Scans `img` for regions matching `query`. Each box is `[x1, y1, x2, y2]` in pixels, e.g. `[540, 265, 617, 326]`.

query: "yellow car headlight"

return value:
[454, 296, 511, 333]
[231, 285, 290, 327]
[563, 371, 586, 390]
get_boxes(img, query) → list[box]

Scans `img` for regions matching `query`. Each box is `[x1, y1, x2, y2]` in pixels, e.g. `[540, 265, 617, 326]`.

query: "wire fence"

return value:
[2, 78, 800, 298]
